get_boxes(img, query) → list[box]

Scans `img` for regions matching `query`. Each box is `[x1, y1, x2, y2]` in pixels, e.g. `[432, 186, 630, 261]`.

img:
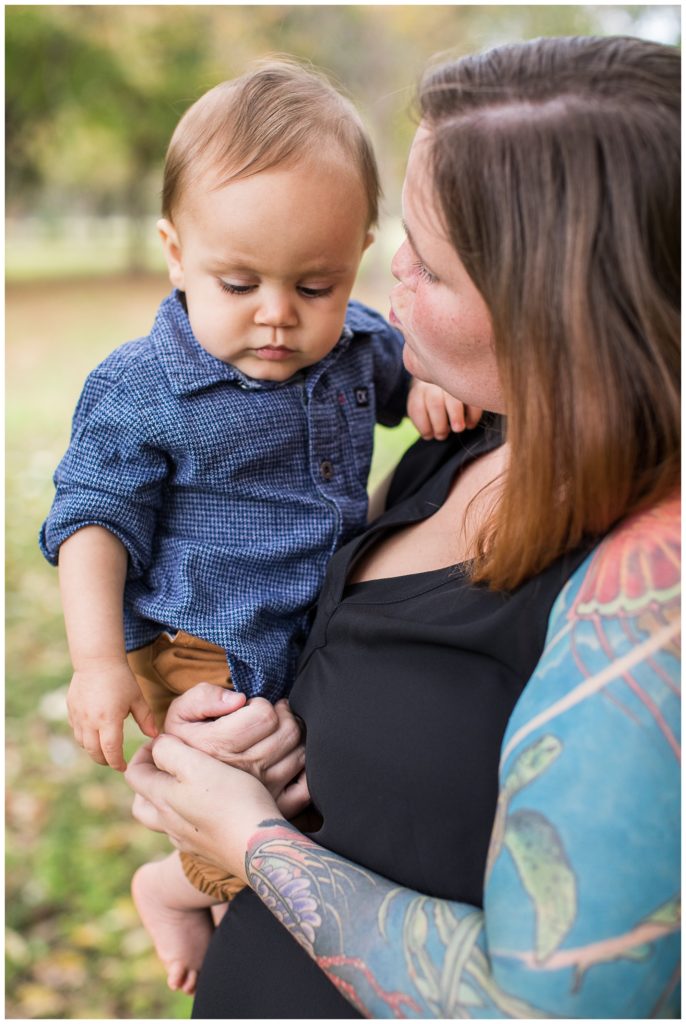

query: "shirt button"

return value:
[319, 459, 334, 481]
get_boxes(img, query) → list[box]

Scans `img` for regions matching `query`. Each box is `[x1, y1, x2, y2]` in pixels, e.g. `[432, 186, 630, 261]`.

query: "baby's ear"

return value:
[157, 218, 185, 290]
[363, 231, 375, 252]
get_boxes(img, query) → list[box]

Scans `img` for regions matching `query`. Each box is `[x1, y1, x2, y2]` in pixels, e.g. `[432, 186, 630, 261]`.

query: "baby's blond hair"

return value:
[162, 58, 380, 227]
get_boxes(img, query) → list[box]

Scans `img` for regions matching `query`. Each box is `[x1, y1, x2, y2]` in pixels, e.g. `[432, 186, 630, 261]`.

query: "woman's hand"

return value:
[125, 735, 282, 883]
[162, 684, 309, 817]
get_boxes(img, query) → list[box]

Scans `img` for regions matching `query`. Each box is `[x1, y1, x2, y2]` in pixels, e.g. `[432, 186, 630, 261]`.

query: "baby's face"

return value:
[160, 157, 372, 382]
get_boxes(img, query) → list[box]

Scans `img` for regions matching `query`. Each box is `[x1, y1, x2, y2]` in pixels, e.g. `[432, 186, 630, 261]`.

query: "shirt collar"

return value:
[151, 290, 354, 396]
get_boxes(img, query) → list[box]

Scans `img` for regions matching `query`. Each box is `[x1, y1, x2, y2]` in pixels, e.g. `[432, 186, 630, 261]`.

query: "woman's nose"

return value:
[254, 290, 299, 328]
[391, 239, 413, 286]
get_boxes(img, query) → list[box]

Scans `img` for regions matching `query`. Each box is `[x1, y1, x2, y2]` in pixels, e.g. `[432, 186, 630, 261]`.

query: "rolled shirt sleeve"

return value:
[39, 364, 169, 579]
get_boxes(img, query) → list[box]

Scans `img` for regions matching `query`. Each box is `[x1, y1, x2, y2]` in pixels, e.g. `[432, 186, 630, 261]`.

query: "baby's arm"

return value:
[407, 379, 482, 439]
[59, 525, 157, 771]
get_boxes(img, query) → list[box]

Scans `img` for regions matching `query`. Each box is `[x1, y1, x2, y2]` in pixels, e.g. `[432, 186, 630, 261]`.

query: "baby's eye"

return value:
[218, 280, 256, 295]
[297, 285, 334, 298]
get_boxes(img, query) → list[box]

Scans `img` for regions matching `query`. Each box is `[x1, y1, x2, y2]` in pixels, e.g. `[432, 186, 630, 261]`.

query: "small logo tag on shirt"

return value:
[354, 386, 369, 407]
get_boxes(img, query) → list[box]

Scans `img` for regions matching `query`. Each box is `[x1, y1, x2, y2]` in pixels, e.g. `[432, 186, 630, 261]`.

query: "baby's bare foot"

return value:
[132, 855, 214, 995]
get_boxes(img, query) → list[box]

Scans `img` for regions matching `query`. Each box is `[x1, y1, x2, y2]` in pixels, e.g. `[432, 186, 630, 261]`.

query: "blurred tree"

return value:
[7, 6, 220, 269]
[6, 7, 127, 199]
[6, 5, 677, 274]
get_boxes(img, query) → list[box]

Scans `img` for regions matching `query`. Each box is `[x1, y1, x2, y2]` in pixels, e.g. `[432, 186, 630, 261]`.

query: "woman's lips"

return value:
[255, 346, 295, 361]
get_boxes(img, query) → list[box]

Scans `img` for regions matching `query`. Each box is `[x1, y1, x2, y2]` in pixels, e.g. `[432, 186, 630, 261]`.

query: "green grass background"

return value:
[6, 267, 417, 1018]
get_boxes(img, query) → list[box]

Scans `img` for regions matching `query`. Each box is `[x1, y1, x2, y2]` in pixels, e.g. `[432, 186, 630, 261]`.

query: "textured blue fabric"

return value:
[40, 290, 409, 699]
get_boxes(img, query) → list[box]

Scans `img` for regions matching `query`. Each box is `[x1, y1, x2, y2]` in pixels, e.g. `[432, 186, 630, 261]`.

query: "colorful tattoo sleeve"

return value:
[245, 499, 681, 1017]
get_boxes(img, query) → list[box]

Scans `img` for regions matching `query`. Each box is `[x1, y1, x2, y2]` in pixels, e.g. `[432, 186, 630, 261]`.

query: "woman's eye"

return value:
[297, 285, 334, 298]
[412, 260, 438, 285]
[218, 280, 256, 295]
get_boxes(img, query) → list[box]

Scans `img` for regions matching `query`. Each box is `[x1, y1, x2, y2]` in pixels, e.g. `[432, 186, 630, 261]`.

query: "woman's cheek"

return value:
[409, 289, 441, 347]
[390, 282, 412, 325]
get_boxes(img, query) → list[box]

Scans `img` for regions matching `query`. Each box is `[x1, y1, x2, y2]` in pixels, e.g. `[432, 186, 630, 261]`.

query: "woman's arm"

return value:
[126, 498, 680, 1017]
[243, 500, 681, 1017]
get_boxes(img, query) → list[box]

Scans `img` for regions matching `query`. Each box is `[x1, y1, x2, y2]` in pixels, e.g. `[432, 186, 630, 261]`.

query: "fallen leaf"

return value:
[13, 982, 67, 1017]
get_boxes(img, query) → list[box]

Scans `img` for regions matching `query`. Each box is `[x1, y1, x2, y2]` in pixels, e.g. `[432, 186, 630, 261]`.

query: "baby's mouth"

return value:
[255, 345, 295, 362]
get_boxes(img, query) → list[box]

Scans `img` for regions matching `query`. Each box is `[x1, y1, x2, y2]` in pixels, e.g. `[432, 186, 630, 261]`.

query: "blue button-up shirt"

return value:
[40, 290, 409, 700]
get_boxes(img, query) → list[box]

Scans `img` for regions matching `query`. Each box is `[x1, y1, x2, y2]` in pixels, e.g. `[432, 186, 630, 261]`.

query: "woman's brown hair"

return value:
[420, 36, 680, 589]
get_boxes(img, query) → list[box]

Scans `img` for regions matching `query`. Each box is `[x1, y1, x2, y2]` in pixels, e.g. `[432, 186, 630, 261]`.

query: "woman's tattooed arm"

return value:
[246, 499, 681, 1018]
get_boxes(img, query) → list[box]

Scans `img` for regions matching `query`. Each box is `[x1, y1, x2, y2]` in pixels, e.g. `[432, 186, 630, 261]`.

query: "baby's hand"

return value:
[407, 379, 482, 440]
[67, 662, 157, 772]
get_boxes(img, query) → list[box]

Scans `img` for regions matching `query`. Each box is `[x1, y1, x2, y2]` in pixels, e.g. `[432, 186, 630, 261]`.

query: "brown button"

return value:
[320, 459, 334, 481]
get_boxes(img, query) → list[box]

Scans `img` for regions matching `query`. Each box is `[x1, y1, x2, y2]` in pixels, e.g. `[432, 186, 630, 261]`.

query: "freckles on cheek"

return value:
[410, 291, 442, 343]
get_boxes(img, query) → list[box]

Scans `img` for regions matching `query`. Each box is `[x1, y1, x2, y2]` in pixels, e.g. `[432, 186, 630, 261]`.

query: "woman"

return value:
[126, 35, 680, 1018]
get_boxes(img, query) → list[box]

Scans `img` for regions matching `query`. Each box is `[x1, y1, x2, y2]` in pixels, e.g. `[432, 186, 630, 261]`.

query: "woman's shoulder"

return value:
[501, 492, 681, 770]
[571, 493, 680, 622]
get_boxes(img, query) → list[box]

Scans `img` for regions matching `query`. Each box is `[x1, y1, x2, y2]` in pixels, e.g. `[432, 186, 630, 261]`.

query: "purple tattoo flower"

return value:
[252, 859, 322, 952]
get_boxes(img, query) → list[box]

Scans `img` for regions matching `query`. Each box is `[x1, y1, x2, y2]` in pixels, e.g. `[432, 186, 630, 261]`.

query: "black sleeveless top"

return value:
[193, 421, 592, 1019]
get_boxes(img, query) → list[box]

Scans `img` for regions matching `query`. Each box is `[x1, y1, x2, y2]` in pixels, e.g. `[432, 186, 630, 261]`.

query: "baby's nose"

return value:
[255, 290, 299, 327]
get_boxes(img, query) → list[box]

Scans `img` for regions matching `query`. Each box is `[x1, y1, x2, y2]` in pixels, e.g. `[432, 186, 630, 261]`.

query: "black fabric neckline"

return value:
[343, 561, 469, 603]
[336, 418, 504, 603]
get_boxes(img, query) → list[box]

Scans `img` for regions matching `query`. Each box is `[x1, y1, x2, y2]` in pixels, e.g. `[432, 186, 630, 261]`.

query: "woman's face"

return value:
[390, 126, 505, 414]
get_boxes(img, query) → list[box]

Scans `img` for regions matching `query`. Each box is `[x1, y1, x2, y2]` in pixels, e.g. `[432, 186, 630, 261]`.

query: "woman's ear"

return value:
[157, 218, 185, 290]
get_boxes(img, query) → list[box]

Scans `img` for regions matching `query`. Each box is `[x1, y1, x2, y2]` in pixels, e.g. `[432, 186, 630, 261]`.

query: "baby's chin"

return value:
[235, 354, 306, 384]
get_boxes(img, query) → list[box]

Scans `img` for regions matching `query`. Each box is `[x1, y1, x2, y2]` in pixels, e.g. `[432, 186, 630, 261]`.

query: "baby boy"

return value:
[40, 60, 469, 993]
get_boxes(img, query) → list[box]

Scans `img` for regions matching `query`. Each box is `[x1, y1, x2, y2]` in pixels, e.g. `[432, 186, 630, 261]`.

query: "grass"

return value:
[5, 271, 417, 1018]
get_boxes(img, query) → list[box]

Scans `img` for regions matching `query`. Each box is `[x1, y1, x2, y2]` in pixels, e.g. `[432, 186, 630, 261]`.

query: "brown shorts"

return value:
[127, 631, 246, 903]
